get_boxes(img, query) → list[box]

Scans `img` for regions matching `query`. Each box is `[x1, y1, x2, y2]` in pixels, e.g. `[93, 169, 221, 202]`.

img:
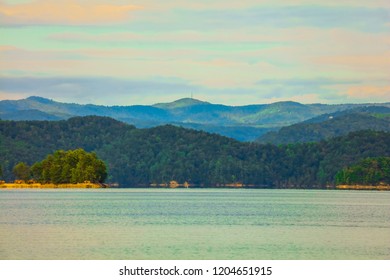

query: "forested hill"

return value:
[257, 107, 390, 144]
[1, 116, 390, 188]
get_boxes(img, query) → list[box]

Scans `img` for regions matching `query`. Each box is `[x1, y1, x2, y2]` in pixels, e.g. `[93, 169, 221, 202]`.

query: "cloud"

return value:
[173, 6, 390, 33]
[0, 76, 197, 94]
[1, 76, 389, 106]
[1, 2, 389, 106]
[0, 45, 280, 89]
[257, 93, 336, 104]
[0, 0, 142, 25]
[346, 85, 390, 101]
[0, 76, 203, 105]
[4, 1, 387, 32]
[0, 76, 260, 105]
[253, 78, 390, 104]
[47, 30, 285, 45]
[132, 0, 390, 12]
[314, 53, 390, 70]
[257, 78, 361, 87]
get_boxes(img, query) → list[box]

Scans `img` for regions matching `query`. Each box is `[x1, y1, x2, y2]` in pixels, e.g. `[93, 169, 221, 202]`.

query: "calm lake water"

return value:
[0, 189, 389, 260]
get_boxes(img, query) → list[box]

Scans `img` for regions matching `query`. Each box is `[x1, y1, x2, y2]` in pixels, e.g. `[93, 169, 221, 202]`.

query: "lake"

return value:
[0, 189, 389, 260]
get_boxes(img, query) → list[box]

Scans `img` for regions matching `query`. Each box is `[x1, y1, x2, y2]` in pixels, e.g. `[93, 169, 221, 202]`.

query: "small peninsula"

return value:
[1, 148, 108, 188]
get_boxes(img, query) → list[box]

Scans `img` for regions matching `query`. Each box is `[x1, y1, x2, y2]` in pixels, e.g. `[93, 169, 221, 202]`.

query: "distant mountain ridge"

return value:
[1, 96, 389, 141]
[154, 98, 209, 109]
[257, 106, 390, 144]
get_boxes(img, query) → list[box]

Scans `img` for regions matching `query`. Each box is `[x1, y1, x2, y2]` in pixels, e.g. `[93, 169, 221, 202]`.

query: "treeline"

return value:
[336, 157, 390, 186]
[1, 116, 390, 188]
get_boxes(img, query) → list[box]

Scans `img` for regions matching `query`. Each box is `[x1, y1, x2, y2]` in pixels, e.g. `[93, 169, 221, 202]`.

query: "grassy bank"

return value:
[0, 182, 107, 189]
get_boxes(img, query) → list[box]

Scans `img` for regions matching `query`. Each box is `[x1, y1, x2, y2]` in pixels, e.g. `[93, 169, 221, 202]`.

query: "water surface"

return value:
[0, 189, 389, 259]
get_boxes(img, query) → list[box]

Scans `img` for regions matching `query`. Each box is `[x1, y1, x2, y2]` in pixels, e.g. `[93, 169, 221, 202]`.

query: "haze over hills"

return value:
[257, 106, 390, 144]
[1, 96, 390, 141]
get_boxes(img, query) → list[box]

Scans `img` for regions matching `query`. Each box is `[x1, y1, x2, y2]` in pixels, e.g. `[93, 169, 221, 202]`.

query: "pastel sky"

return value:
[0, 0, 389, 105]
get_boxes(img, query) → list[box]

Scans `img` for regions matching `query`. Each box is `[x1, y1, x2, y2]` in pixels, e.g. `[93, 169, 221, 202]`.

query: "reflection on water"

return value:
[0, 189, 389, 259]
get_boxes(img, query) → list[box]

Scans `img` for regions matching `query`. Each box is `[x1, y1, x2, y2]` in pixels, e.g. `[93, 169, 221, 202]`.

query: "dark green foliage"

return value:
[31, 149, 107, 184]
[335, 157, 390, 186]
[12, 162, 30, 181]
[1, 116, 390, 188]
[0, 116, 132, 181]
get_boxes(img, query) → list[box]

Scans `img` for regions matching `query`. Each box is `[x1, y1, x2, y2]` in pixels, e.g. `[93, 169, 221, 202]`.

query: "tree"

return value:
[32, 149, 107, 184]
[30, 162, 43, 182]
[13, 162, 30, 181]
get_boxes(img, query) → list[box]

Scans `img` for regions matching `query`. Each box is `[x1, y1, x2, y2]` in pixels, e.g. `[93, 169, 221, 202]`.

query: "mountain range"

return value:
[257, 106, 390, 144]
[1, 96, 389, 141]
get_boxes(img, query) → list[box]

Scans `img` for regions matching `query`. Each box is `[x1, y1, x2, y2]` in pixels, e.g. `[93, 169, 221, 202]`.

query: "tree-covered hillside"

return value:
[257, 108, 390, 144]
[1, 116, 389, 188]
[0, 116, 133, 179]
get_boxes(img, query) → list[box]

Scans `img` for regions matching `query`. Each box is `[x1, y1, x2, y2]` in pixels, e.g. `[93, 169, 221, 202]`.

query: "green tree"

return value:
[13, 162, 30, 181]
[32, 149, 107, 184]
[31, 162, 43, 182]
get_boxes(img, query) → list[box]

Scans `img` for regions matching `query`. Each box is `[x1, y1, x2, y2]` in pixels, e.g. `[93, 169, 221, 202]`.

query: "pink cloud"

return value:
[0, 0, 142, 25]
[316, 53, 390, 67]
[140, 0, 390, 11]
[346, 85, 390, 100]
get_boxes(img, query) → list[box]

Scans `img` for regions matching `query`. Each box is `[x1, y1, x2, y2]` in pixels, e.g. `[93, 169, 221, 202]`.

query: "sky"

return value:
[0, 0, 389, 106]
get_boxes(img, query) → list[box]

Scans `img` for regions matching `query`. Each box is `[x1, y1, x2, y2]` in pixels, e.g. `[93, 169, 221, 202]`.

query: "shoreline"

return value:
[336, 184, 390, 190]
[0, 182, 107, 189]
[1, 183, 389, 190]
